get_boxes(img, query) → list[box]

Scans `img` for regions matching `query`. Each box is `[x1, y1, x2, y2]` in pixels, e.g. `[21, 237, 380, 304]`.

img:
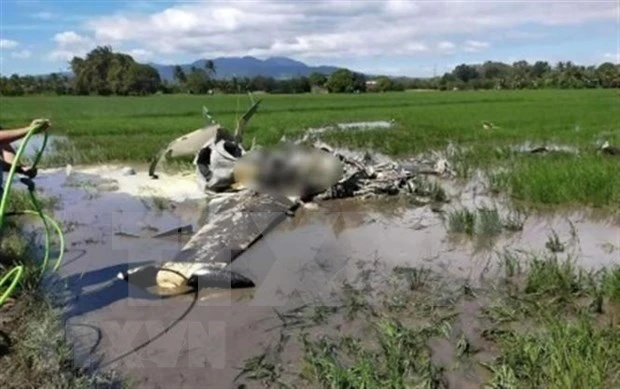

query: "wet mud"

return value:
[26, 165, 620, 388]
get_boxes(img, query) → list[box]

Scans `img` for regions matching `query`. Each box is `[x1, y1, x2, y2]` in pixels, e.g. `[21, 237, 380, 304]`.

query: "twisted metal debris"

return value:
[277, 128, 452, 203]
[121, 103, 453, 291]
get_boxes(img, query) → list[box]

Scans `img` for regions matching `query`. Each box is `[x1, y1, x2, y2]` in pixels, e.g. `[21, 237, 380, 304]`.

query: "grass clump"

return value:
[489, 316, 620, 389]
[476, 207, 503, 236]
[602, 267, 620, 302]
[545, 230, 565, 253]
[235, 353, 282, 387]
[524, 255, 590, 299]
[484, 252, 620, 388]
[446, 206, 504, 238]
[4, 189, 59, 215]
[393, 266, 431, 290]
[502, 207, 527, 232]
[505, 155, 620, 210]
[447, 208, 476, 235]
[301, 319, 441, 388]
[409, 176, 449, 203]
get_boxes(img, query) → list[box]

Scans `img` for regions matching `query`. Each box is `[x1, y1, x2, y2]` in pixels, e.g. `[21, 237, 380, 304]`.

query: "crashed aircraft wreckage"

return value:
[121, 97, 450, 293]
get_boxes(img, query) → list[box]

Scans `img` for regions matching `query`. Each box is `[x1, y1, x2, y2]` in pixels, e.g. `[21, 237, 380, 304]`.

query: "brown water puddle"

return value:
[27, 167, 620, 388]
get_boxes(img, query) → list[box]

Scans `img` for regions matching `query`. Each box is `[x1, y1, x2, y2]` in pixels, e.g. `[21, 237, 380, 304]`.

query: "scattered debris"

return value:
[118, 261, 255, 290]
[193, 100, 262, 192]
[601, 141, 620, 156]
[511, 142, 579, 155]
[121, 102, 452, 291]
[148, 96, 262, 180]
[114, 231, 140, 239]
[152, 224, 193, 239]
[481, 121, 500, 130]
[120, 166, 136, 176]
[304, 141, 451, 201]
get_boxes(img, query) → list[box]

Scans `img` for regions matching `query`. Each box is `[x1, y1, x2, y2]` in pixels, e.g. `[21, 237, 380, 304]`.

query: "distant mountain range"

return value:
[149, 56, 344, 81]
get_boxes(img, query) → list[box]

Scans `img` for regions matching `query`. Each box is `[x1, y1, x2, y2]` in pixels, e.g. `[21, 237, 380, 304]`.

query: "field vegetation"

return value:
[1, 85, 619, 388]
[1, 88, 618, 209]
[235, 252, 620, 388]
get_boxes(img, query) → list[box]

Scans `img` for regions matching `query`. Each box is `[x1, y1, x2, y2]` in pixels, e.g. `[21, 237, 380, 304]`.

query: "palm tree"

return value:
[173, 65, 186, 84]
[204, 59, 216, 78]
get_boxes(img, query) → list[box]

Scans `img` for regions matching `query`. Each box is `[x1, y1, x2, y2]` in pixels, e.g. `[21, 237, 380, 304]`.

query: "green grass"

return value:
[1, 90, 619, 209]
[483, 253, 620, 389]
[1, 90, 618, 161]
[290, 254, 620, 389]
[488, 316, 620, 389]
[446, 206, 511, 241]
[229, 248, 620, 389]
[493, 154, 620, 209]
[301, 319, 443, 389]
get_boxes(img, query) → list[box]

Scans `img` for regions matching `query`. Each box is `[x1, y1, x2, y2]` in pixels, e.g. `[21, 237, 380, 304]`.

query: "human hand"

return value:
[21, 166, 38, 179]
[30, 119, 51, 133]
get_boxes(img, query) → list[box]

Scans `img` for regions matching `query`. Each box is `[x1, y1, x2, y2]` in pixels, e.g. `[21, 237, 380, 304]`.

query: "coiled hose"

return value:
[0, 120, 65, 306]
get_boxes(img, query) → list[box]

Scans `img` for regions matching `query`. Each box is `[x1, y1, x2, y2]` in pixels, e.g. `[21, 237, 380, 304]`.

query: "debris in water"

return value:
[114, 231, 140, 239]
[152, 224, 193, 239]
[120, 101, 452, 291]
[306, 140, 451, 201]
[511, 142, 579, 155]
[601, 141, 620, 156]
[148, 95, 261, 181]
[121, 166, 136, 176]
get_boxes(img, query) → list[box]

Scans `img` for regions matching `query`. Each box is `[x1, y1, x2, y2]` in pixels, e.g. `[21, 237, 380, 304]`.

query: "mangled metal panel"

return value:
[173, 190, 296, 265]
[121, 190, 298, 290]
[148, 125, 221, 179]
[143, 191, 297, 290]
[148, 98, 262, 182]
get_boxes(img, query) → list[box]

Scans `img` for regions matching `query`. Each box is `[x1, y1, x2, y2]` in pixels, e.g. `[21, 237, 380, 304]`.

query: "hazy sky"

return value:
[1, 0, 618, 77]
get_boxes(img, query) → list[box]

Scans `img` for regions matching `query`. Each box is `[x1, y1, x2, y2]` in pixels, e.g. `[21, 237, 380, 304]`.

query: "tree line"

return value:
[1, 46, 619, 96]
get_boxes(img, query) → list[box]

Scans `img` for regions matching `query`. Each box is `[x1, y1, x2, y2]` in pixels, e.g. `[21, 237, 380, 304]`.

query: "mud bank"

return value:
[27, 165, 620, 388]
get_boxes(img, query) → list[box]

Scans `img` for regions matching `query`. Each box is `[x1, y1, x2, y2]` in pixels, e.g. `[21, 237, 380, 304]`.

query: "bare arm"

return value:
[0, 143, 27, 175]
[0, 119, 50, 145]
[0, 127, 31, 144]
[0, 159, 27, 175]
[0, 119, 50, 178]
[2, 143, 16, 164]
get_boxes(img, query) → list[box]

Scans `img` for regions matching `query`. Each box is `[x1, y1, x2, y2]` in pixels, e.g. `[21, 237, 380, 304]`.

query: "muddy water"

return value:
[30, 167, 620, 388]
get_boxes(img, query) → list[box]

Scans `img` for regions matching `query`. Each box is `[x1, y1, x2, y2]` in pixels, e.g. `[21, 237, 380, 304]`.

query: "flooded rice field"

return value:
[23, 164, 620, 388]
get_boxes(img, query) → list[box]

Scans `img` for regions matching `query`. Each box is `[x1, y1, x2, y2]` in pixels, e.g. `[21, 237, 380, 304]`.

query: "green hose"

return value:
[0, 120, 65, 306]
[6, 210, 65, 273]
[0, 265, 23, 306]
